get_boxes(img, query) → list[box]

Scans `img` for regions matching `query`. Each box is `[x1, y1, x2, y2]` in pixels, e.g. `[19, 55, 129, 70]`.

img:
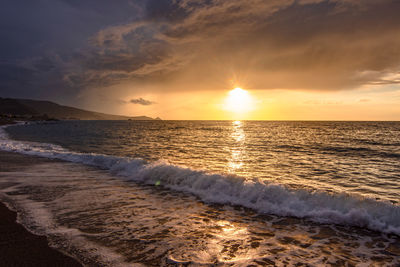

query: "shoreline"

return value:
[1, 121, 400, 265]
[0, 202, 82, 267]
[0, 150, 83, 267]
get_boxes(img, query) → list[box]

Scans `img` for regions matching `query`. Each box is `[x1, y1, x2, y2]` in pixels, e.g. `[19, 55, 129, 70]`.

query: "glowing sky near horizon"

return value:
[1, 0, 400, 120]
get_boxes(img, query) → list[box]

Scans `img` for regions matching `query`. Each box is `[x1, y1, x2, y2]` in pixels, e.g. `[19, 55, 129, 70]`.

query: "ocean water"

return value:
[1, 120, 400, 266]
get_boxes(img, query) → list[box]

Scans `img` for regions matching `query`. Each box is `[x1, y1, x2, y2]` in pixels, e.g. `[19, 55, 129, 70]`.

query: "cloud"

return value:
[130, 97, 156, 105]
[2, 0, 400, 106]
[65, 0, 400, 93]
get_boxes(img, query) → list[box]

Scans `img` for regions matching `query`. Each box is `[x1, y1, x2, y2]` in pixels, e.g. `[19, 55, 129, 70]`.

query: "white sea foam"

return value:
[1, 125, 399, 235]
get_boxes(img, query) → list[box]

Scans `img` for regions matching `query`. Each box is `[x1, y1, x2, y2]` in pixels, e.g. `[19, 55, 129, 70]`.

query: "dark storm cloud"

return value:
[130, 98, 155, 105]
[0, 63, 34, 88]
[145, 0, 190, 22]
[1, 0, 400, 104]
[0, 0, 145, 102]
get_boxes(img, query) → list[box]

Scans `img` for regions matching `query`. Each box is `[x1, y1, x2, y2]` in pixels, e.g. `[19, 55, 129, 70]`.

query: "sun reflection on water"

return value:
[228, 120, 246, 172]
[216, 220, 248, 236]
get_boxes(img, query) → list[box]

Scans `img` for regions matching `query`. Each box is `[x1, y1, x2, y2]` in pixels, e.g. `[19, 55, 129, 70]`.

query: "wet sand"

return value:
[0, 151, 82, 267]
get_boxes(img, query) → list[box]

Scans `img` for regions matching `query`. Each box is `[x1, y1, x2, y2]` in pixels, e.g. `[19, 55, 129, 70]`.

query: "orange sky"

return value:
[2, 0, 400, 120]
[79, 82, 400, 120]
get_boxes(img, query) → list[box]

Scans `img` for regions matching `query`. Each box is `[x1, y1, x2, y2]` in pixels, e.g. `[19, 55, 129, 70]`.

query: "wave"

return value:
[1, 124, 399, 235]
[319, 145, 400, 159]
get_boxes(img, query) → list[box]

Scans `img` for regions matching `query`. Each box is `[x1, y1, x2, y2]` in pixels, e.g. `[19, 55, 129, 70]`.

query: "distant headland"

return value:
[0, 97, 161, 121]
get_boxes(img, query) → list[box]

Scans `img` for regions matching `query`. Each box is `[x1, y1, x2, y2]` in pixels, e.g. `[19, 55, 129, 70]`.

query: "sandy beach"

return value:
[0, 151, 82, 267]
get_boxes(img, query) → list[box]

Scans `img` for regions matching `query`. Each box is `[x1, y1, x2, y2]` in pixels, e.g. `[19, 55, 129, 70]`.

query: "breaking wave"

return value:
[1, 124, 399, 235]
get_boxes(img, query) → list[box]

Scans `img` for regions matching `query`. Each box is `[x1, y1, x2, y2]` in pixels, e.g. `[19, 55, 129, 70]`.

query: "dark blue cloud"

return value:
[145, 0, 190, 22]
[0, 0, 145, 102]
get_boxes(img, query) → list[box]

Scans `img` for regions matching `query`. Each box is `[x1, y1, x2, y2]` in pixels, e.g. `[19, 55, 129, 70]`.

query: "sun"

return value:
[224, 87, 254, 114]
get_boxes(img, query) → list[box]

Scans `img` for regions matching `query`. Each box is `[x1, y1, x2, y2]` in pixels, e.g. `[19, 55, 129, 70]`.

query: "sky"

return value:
[1, 0, 400, 120]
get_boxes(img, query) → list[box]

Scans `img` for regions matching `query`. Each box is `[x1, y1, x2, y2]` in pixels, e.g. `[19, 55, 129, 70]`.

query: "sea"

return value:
[0, 120, 399, 266]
